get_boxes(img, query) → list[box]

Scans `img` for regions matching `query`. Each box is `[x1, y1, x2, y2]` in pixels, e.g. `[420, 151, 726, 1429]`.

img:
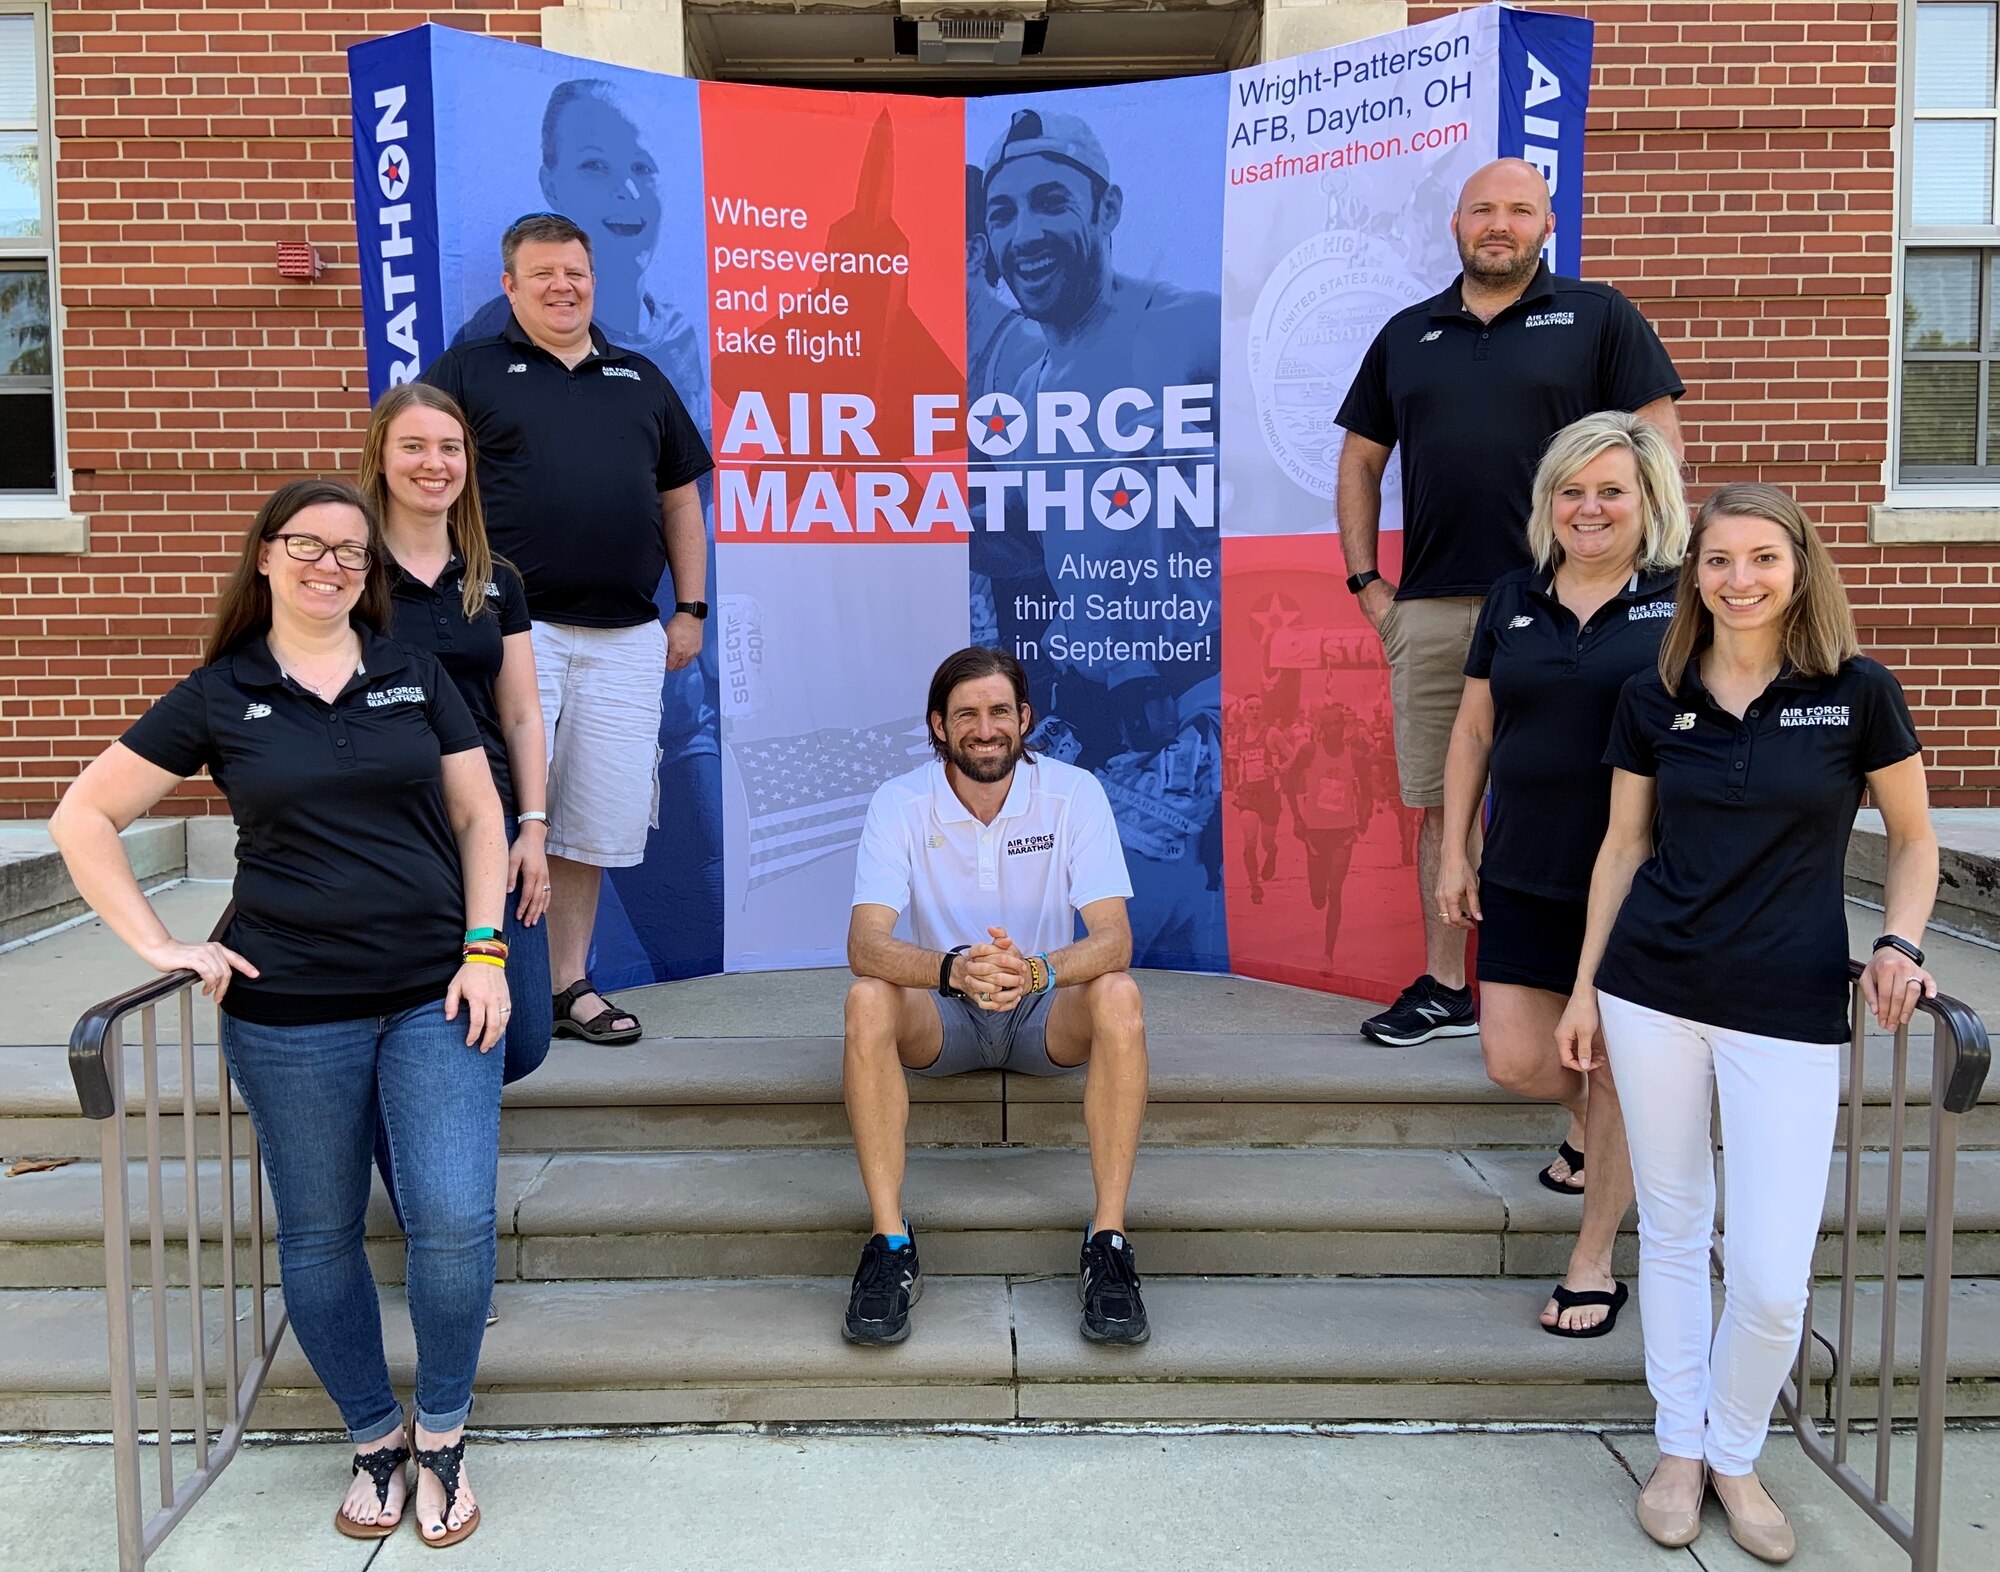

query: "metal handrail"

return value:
[69, 911, 289, 1572]
[1773, 962, 1992, 1572]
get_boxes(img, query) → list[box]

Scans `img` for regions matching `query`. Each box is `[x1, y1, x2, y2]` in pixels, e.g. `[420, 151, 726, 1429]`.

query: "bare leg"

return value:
[1480, 984, 1623, 1331]
[1046, 974, 1148, 1235]
[1558, 1055, 1635, 1331]
[842, 979, 942, 1238]
[1417, 808, 1470, 989]
[547, 855, 634, 1029]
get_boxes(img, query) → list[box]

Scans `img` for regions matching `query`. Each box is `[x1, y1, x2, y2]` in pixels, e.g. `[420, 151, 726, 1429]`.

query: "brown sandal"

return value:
[332, 1440, 409, 1540]
[413, 1434, 480, 1548]
[552, 976, 641, 1044]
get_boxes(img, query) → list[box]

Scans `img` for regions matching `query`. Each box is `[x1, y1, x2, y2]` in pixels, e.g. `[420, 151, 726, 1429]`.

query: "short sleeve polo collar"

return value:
[1426, 260, 1557, 324]
[223, 625, 409, 698]
[499, 312, 631, 370]
[929, 758, 1035, 826]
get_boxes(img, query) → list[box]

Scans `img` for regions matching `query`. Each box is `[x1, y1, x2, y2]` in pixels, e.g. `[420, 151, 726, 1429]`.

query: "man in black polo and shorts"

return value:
[841, 648, 1151, 1347]
[423, 212, 713, 1045]
[1335, 159, 1684, 1046]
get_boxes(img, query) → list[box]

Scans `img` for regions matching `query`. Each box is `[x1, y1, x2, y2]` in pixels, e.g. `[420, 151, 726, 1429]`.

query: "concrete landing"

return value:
[5, 1427, 1996, 1572]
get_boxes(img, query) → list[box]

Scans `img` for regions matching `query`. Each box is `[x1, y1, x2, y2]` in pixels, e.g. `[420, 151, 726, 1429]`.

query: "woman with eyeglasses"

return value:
[51, 478, 508, 1548]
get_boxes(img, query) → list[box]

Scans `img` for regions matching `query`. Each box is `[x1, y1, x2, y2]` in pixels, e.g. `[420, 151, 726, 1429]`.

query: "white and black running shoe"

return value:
[1360, 974, 1477, 1046]
[1079, 1229, 1150, 1344]
[842, 1230, 922, 1345]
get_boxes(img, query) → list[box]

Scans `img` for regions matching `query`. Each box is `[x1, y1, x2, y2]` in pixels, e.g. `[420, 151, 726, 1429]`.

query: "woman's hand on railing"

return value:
[1861, 947, 1938, 1032]
[1435, 852, 1481, 930]
[1555, 987, 1602, 1072]
[445, 961, 511, 1051]
[138, 937, 259, 1001]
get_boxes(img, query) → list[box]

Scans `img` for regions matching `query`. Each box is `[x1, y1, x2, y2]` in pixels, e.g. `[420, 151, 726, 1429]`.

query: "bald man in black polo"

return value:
[1335, 158, 1684, 1049]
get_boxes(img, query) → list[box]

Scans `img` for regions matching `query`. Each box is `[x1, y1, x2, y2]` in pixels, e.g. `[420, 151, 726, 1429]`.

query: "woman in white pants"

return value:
[1556, 483, 1939, 1563]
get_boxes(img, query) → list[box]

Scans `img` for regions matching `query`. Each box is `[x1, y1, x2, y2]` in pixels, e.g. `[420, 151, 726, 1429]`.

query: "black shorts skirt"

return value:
[1475, 879, 1588, 995]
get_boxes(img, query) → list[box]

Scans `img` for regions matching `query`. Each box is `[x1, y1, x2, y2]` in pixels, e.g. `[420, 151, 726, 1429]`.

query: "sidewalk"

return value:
[1, 1426, 1993, 1570]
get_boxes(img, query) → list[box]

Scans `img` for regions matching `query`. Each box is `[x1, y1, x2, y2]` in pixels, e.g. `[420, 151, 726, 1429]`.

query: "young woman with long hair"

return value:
[1556, 483, 1939, 1561]
[51, 478, 509, 1546]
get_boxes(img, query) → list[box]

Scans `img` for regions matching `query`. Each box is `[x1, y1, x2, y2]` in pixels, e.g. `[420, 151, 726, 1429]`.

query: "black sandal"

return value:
[1538, 1139, 1587, 1195]
[332, 1440, 410, 1540]
[413, 1434, 481, 1548]
[552, 976, 642, 1045]
[1542, 1280, 1628, 1339]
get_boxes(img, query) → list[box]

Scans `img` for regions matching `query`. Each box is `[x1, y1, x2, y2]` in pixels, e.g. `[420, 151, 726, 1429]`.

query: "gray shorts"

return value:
[917, 988, 1070, 1077]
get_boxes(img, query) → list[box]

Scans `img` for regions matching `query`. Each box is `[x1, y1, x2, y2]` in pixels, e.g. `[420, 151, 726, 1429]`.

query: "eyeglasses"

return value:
[272, 533, 373, 572]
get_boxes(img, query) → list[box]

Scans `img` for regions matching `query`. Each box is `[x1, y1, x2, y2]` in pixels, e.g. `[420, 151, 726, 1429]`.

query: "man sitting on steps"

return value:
[842, 646, 1152, 1347]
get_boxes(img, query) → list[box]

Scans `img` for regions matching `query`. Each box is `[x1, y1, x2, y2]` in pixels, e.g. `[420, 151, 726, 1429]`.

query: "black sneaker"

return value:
[1078, 1229, 1150, 1345]
[842, 1230, 922, 1345]
[1360, 974, 1478, 1046]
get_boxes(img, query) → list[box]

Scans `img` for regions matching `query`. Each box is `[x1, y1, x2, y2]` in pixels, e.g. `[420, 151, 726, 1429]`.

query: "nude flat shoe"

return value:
[1635, 1464, 1703, 1548]
[1713, 1471, 1796, 1564]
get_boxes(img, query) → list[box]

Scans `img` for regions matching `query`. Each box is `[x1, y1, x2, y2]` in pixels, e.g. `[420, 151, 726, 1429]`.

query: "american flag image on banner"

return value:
[731, 718, 935, 890]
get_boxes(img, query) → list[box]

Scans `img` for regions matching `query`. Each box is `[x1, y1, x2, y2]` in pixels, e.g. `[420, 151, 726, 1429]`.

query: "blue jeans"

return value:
[374, 833, 551, 1228]
[220, 1001, 503, 1440]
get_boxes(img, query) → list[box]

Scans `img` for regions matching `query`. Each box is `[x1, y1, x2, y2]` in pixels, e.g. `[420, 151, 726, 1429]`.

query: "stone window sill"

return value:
[0, 508, 89, 554]
[1869, 506, 2000, 545]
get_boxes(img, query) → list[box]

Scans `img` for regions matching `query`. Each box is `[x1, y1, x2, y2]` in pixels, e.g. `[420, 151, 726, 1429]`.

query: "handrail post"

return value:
[100, 1024, 144, 1572]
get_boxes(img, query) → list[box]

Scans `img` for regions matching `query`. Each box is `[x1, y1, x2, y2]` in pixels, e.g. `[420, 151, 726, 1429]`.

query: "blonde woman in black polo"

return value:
[1436, 410, 1687, 1341]
[51, 479, 509, 1547]
[1557, 483, 1938, 1562]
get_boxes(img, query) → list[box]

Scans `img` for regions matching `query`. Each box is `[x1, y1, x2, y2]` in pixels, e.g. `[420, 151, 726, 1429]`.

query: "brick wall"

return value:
[5, 0, 1994, 814]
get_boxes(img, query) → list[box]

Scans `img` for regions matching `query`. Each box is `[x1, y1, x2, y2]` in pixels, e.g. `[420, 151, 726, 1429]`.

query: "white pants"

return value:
[1598, 989, 1840, 1475]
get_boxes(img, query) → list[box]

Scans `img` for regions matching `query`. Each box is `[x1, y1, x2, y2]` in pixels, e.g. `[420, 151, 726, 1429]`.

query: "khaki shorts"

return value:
[534, 619, 667, 868]
[1381, 595, 1484, 810]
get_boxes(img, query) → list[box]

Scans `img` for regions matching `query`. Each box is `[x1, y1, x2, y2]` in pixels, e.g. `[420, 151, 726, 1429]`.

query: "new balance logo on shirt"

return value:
[1780, 705, 1851, 728]
[506, 363, 527, 374]
[1508, 614, 1534, 629]
[1419, 329, 1442, 343]
[242, 702, 272, 721]
[1670, 713, 1697, 731]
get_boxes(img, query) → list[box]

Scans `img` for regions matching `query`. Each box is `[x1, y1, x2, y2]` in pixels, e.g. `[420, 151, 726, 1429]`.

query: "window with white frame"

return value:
[0, 2, 56, 496]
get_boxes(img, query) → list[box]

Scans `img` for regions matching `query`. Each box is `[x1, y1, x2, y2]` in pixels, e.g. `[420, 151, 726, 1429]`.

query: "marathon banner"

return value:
[347, 4, 1594, 994]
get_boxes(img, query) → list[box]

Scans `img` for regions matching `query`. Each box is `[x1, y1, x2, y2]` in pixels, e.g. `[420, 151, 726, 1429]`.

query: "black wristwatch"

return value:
[674, 600, 710, 620]
[1872, 933, 1926, 967]
[938, 944, 971, 998]
[1346, 570, 1382, 596]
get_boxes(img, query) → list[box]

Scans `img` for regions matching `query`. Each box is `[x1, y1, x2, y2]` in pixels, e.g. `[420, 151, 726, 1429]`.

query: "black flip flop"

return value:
[1538, 1138, 1586, 1195]
[1542, 1280, 1628, 1339]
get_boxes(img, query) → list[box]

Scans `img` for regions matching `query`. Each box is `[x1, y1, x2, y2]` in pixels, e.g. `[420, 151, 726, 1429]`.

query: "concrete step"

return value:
[0, 820, 185, 946]
[2, 1274, 1993, 1430]
[7, 1024, 1993, 1162]
[7, 1146, 1998, 1289]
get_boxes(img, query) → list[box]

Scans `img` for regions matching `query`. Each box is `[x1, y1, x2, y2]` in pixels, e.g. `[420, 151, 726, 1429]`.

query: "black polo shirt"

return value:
[1595, 656, 1921, 1044]
[389, 553, 531, 816]
[1335, 264, 1684, 601]
[420, 315, 712, 629]
[1465, 564, 1677, 902]
[119, 628, 484, 1027]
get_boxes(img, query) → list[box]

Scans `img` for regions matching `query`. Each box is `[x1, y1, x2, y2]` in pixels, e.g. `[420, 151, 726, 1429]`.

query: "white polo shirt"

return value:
[851, 755, 1134, 955]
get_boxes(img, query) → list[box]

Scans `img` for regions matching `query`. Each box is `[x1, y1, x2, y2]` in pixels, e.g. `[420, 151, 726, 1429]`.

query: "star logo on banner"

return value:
[968, 391, 1026, 456]
[1090, 466, 1151, 528]
[1249, 592, 1303, 641]
[377, 146, 409, 201]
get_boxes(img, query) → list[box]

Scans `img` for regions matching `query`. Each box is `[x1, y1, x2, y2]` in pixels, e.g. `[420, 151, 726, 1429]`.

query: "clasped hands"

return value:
[953, 927, 1033, 1012]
